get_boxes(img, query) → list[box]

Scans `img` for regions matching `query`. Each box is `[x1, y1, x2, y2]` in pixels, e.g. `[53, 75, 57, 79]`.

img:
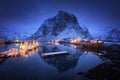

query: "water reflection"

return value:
[39, 45, 83, 72]
[70, 44, 104, 57]
[1, 41, 118, 80]
[19, 40, 39, 57]
[38, 43, 107, 73]
[0, 40, 39, 58]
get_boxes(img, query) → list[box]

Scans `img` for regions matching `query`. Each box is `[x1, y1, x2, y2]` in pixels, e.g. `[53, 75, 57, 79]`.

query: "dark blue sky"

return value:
[0, 0, 120, 36]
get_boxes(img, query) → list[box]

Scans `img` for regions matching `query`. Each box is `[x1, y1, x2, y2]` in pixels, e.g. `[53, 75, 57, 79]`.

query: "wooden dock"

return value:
[0, 48, 18, 57]
[41, 51, 69, 58]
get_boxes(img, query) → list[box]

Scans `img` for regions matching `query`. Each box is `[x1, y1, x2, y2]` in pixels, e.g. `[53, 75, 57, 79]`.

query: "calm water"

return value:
[0, 42, 103, 80]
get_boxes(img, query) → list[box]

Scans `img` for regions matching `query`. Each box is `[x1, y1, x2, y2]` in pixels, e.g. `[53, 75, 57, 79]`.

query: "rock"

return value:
[82, 62, 120, 80]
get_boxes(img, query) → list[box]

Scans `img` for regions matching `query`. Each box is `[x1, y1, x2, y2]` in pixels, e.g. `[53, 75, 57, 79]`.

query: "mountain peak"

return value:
[57, 10, 70, 16]
[28, 11, 91, 41]
[56, 10, 78, 24]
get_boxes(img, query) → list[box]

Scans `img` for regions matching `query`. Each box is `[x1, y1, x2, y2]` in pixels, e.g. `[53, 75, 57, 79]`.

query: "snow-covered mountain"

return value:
[0, 28, 12, 40]
[0, 29, 27, 40]
[28, 10, 91, 41]
[104, 27, 120, 40]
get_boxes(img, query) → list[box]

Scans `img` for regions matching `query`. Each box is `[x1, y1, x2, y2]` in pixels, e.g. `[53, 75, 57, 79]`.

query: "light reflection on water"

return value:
[0, 41, 103, 80]
[0, 40, 39, 58]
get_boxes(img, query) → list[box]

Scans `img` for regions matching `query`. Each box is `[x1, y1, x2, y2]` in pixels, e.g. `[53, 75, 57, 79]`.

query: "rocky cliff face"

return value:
[28, 10, 91, 41]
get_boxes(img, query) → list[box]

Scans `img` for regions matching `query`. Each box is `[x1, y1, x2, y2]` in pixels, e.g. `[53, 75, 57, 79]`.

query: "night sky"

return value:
[0, 0, 120, 36]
